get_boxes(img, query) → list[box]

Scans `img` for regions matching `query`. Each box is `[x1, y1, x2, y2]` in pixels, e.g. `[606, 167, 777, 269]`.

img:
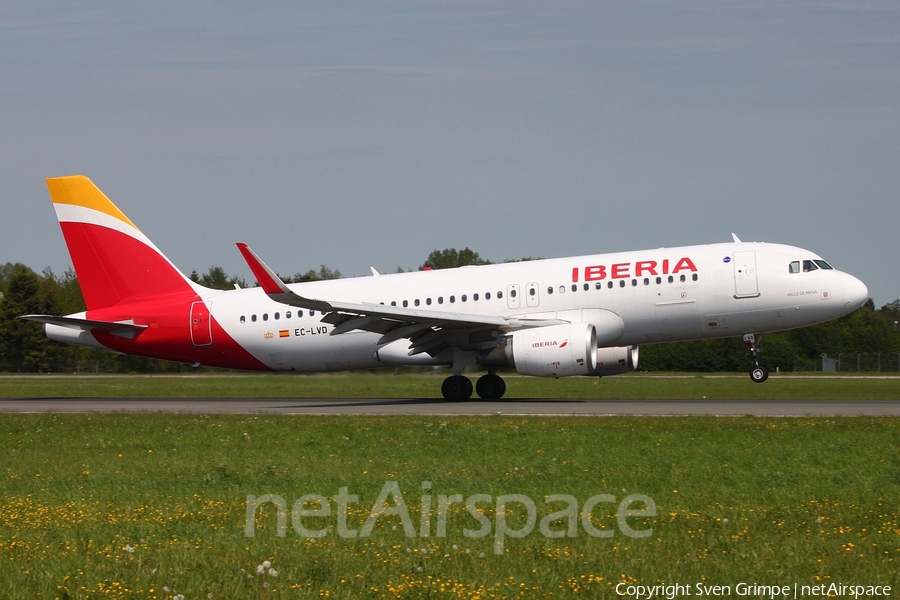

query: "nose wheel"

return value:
[744, 333, 768, 383]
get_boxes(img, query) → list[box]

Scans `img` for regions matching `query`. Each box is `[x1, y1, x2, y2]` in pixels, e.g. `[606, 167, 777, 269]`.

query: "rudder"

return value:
[47, 175, 196, 310]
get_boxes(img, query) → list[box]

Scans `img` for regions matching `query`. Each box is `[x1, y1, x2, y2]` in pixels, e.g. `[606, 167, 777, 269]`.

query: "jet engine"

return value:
[481, 322, 597, 377]
[480, 323, 640, 378]
[595, 345, 639, 377]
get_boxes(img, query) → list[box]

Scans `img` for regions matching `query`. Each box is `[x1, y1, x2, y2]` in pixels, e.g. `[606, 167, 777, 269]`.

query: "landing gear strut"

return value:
[743, 333, 768, 383]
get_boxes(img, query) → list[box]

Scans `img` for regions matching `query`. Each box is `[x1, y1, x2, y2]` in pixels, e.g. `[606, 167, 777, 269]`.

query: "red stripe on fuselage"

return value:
[88, 296, 271, 371]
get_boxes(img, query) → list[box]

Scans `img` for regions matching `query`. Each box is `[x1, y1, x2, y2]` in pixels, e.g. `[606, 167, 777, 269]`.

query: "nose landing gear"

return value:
[744, 333, 769, 383]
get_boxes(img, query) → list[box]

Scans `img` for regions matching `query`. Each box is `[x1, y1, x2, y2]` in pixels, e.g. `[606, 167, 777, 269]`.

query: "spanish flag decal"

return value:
[279, 330, 290, 338]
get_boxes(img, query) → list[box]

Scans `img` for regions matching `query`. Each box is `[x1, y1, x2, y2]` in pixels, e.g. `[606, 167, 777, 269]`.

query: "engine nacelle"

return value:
[595, 345, 639, 377]
[482, 323, 598, 378]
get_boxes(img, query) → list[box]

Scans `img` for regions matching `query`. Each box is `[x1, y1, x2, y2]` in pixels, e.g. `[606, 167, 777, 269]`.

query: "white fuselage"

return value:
[204, 242, 867, 372]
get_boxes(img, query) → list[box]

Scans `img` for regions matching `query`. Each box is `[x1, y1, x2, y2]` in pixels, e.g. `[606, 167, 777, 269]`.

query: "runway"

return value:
[1, 397, 900, 416]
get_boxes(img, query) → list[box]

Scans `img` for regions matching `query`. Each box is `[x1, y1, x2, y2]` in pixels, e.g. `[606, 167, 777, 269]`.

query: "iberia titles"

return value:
[571, 257, 698, 282]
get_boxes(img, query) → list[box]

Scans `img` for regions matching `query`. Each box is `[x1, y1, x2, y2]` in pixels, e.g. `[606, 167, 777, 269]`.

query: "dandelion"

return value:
[268, 568, 278, 577]
[124, 544, 135, 553]
[257, 565, 265, 574]
[262, 560, 271, 568]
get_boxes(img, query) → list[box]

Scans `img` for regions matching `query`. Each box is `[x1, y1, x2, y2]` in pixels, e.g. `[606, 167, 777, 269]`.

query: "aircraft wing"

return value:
[237, 243, 562, 356]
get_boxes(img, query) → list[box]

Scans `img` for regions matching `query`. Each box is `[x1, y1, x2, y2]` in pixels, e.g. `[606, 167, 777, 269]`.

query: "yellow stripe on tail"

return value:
[46, 175, 138, 229]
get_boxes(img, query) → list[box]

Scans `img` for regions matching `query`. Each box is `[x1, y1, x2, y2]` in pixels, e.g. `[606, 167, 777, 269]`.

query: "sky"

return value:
[2, 1, 898, 306]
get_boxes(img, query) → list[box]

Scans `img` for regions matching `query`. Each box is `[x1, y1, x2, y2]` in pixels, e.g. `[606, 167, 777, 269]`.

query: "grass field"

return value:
[2, 371, 900, 400]
[0, 375, 898, 598]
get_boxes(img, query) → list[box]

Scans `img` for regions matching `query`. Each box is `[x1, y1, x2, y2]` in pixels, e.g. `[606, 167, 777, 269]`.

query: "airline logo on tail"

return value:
[46, 176, 198, 309]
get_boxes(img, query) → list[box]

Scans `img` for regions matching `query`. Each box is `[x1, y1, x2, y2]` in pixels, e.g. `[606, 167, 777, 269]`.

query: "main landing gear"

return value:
[441, 373, 506, 400]
[743, 333, 769, 383]
[440, 349, 507, 400]
[441, 371, 507, 400]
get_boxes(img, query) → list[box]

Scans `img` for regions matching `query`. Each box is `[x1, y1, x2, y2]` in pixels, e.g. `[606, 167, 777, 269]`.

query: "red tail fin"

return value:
[47, 176, 196, 310]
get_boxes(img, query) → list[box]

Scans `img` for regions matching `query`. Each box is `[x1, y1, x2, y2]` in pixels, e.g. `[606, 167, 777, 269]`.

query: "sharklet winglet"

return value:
[235, 243, 333, 311]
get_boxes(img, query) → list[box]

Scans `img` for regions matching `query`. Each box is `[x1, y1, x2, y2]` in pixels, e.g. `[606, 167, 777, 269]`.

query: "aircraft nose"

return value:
[843, 274, 868, 310]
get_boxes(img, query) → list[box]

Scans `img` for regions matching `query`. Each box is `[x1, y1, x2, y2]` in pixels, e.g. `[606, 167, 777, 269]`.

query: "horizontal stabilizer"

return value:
[19, 314, 148, 340]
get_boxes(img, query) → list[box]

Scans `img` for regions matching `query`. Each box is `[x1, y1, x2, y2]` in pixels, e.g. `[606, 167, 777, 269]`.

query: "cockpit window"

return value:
[789, 261, 800, 274]
[814, 260, 833, 270]
[802, 260, 818, 272]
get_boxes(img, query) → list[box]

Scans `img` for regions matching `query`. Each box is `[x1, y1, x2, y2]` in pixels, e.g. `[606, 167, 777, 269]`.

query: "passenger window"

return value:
[656, 277, 662, 284]
[485, 292, 491, 300]
[608, 281, 613, 289]
[572, 284, 578, 292]
[803, 260, 818, 272]
[547, 286, 554, 294]
[450, 295, 456, 303]
[498, 291, 503, 299]
[462, 294, 467, 302]
[415, 299, 420, 307]
[560, 285, 566, 294]
[310, 310, 315, 316]
[252, 315, 257, 322]
[595, 282, 602, 290]
[263, 313, 268, 321]
[402, 300, 408, 308]
[510, 290, 516, 298]
[619, 280, 626, 288]
[668, 276, 674, 283]
[583, 283, 589, 291]
[274, 312, 280, 320]
[473, 293, 479, 301]
[240, 315, 246, 323]
[643, 278, 649, 285]
[438, 297, 444, 304]
[632, 279, 638, 286]
[529, 288, 535, 296]
[391, 301, 397, 306]
[789, 261, 800, 274]
[286, 311, 292, 319]
[680, 274, 686, 282]
[692, 274, 698, 281]
[427, 298, 432, 305]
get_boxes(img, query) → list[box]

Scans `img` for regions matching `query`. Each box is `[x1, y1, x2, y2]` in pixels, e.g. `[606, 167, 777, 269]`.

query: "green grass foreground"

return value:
[1, 371, 900, 400]
[1, 414, 898, 598]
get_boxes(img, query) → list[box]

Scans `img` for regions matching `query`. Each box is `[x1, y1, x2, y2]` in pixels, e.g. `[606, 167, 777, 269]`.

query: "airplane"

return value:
[21, 175, 869, 400]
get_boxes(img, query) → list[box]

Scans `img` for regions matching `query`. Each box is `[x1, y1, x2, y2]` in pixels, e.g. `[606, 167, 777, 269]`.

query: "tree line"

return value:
[1, 250, 897, 373]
